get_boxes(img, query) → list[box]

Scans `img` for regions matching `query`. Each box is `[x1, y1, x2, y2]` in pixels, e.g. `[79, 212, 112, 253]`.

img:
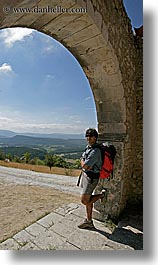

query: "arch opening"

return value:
[0, 26, 97, 135]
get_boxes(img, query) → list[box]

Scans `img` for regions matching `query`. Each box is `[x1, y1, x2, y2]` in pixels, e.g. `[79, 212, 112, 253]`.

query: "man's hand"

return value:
[81, 159, 92, 170]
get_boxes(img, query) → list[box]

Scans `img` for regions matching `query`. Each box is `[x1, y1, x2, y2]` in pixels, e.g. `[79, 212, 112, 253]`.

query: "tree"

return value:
[53, 155, 68, 168]
[0, 151, 5, 160]
[73, 159, 81, 169]
[14, 155, 21, 163]
[45, 154, 54, 171]
[6, 153, 13, 161]
[24, 152, 31, 164]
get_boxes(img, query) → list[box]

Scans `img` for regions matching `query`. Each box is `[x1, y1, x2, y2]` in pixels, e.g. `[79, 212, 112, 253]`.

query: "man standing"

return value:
[78, 128, 105, 229]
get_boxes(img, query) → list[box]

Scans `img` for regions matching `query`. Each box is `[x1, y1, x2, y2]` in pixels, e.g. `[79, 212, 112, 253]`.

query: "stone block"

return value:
[50, 220, 77, 238]
[56, 241, 80, 250]
[37, 212, 64, 228]
[20, 242, 41, 250]
[73, 32, 105, 54]
[0, 238, 20, 250]
[25, 223, 47, 237]
[63, 24, 100, 46]
[67, 228, 109, 250]
[103, 239, 134, 250]
[13, 229, 35, 246]
[33, 230, 66, 250]
[54, 203, 80, 216]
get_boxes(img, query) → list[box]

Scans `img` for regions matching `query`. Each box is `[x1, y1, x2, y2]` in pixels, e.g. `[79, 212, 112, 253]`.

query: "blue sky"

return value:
[123, 0, 143, 28]
[0, 29, 96, 134]
[0, 1, 143, 134]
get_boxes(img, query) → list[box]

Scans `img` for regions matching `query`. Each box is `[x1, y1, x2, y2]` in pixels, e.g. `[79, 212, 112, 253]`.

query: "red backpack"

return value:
[99, 143, 117, 179]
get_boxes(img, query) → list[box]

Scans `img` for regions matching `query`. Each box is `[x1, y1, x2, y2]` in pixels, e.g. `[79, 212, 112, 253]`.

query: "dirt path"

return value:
[0, 166, 81, 242]
[0, 166, 81, 194]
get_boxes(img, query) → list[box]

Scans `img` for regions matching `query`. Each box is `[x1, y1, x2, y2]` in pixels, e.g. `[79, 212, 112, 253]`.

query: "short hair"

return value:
[85, 128, 98, 139]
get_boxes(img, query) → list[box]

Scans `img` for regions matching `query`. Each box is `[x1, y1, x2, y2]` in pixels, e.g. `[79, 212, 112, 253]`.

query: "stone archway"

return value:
[0, 0, 143, 219]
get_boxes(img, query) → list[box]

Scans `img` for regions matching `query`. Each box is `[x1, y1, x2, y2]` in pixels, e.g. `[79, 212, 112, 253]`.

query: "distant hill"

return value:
[0, 134, 86, 147]
[0, 146, 47, 160]
[0, 130, 16, 138]
[0, 130, 84, 139]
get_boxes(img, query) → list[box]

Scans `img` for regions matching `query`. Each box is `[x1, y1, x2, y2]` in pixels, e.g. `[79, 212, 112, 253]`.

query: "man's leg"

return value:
[86, 204, 93, 221]
[78, 193, 104, 229]
[81, 193, 103, 220]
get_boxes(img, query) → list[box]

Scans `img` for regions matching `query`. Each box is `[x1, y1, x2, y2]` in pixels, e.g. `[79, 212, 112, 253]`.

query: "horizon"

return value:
[0, 128, 84, 135]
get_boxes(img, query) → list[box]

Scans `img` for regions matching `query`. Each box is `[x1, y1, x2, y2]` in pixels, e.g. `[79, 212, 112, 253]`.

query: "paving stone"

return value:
[54, 203, 80, 216]
[0, 203, 142, 250]
[109, 227, 143, 250]
[20, 242, 41, 250]
[62, 212, 83, 226]
[56, 241, 81, 250]
[37, 212, 64, 228]
[70, 205, 86, 218]
[0, 238, 20, 250]
[101, 245, 114, 250]
[13, 229, 35, 246]
[103, 239, 134, 250]
[32, 230, 66, 250]
[50, 220, 77, 238]
[25, 223, 47, 237]
[65, 212, 112, 234]
[67, 228, 109, 250]
[93, 219, 113, 235]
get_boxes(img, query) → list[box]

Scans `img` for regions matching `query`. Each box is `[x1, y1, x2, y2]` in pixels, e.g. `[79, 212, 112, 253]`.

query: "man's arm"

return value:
[81, 159, 92, 170]
[81, 148, 100, 170]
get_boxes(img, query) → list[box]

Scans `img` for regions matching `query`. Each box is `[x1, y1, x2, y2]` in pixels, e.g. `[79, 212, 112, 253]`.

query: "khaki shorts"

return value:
[80, 172, 99, 195]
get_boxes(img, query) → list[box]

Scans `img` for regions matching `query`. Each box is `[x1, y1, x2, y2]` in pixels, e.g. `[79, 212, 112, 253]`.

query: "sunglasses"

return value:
[85, 134, 95, 137]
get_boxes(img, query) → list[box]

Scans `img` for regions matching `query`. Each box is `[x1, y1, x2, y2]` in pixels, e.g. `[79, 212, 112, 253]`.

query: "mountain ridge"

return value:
[0, 129, 84, 140]
[0, 134, 86, 147]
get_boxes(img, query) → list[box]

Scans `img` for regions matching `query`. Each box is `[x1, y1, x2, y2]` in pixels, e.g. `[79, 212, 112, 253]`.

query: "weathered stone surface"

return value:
[25, 223, 47, 237]
[0, 238, 20, 250]
[13, 229, 35, 246]
[54, 202, 80, 216]
[103, 239, 134, 250]
[37, 212, 64, 228]
[33, 230, 66, 250]
[20, 242, 41, 250]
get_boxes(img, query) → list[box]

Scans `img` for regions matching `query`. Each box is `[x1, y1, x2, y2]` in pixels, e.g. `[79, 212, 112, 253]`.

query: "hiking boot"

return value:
[100, 189, 108, 203]
[78, 219, 94, 229]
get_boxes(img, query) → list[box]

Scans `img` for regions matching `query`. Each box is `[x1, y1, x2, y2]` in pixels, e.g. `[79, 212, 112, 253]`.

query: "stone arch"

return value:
[0, 0, 143, 219]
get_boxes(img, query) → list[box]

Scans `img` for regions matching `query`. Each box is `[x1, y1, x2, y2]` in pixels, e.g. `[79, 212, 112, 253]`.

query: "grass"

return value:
[104, 218, 117, 232]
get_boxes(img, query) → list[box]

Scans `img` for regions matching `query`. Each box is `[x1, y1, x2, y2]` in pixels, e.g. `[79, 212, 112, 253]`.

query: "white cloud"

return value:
[64, 115, 82, 124]
[43, 44, 55, 54]
[0, 63, 13, 74]
[84, 96, 91, 101]
[41, 37, 63, 55]
[0, 28, 34, 47]
[0, 106, 96, 134]
[0, 111, 86, 134]
[46, 74, 55, 80]
[0, 120, 85, 134]
[0, 115, 17, 131]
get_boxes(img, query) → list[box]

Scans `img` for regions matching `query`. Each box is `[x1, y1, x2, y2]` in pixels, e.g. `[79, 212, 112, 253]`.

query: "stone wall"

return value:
[130, 36, 143, 203]
[84, 0, 143, 217]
